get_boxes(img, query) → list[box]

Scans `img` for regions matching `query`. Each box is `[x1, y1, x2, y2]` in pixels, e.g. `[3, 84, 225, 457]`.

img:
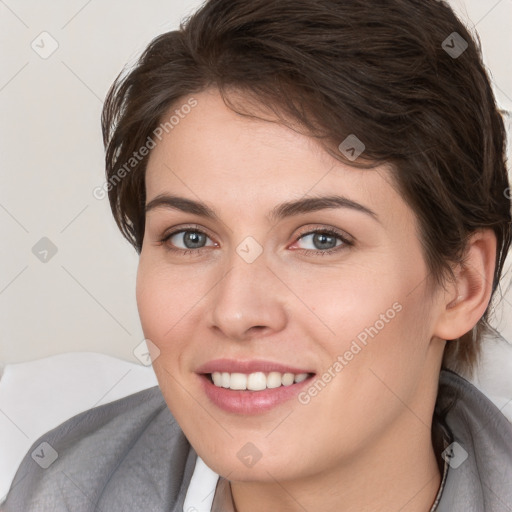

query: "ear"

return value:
[433, 229, 497, 341]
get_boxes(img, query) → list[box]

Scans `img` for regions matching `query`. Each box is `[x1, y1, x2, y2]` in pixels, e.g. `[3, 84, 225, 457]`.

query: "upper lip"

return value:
[196, 359, 314, 375]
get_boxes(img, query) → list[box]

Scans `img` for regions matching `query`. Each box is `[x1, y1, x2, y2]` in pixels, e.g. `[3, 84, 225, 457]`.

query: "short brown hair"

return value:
[102, 0, 511, 376]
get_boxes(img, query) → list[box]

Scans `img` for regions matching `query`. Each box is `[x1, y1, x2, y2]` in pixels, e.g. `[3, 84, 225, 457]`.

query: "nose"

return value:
[208, 254, 288, 341]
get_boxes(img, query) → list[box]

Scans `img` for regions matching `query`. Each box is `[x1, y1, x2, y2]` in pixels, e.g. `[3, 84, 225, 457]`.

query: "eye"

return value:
[298, 232, 340, 250]
[163, 229, 217, 251]
[290, 228, 353, 254]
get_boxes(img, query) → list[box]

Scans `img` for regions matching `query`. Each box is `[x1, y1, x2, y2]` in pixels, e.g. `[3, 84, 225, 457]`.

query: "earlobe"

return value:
[434, 229, 497, 341]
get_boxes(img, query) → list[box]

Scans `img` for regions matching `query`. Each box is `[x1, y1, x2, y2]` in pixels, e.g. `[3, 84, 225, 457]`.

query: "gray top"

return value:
[3, 369, 512, 511]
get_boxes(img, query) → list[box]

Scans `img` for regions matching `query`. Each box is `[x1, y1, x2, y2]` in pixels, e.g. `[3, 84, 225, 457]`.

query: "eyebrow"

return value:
[269, 195, 378, 222]
[146, 194, 218, 219]
[145, 194, 378, 222]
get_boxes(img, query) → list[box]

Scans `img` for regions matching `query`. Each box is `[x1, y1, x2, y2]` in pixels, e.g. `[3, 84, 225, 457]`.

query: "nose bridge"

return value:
[208, 248, 287, 339]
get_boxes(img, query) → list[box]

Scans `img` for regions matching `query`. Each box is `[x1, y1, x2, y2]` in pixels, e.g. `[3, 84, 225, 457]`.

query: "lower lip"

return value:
[199, 374, 314, 414]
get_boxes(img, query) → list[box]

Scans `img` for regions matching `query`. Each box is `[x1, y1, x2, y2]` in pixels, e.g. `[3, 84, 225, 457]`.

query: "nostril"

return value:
[248, 325, 268, 335]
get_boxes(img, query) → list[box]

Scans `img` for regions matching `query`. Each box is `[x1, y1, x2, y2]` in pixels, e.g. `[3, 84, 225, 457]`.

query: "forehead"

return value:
[145, 89, 410, 229]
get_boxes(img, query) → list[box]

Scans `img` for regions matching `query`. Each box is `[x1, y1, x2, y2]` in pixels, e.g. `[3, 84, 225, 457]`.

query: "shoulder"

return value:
[436, 369, 512, 511]
[2, 386, 196, 512]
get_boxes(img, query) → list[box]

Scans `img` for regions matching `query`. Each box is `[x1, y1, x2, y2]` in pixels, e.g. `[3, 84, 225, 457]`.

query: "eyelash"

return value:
[159, 225, 353, 257]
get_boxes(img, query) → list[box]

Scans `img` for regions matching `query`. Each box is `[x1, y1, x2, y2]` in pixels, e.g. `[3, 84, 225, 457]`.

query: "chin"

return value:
[199, 450, 302, 483]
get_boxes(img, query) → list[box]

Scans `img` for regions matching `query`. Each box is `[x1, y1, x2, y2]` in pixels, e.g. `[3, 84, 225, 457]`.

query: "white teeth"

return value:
[281, 373, 295, 386]
[230, 373, 247, 390]
[212, 372, 223, 387]
[210, 371, 310, 390]
[267, 372, 282, 389]
[247, 372, 267, 391]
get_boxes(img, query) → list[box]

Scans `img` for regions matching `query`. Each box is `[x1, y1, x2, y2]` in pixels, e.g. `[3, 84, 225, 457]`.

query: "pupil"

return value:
[314, 233, 336, 250]
[184, 231, 206, 249]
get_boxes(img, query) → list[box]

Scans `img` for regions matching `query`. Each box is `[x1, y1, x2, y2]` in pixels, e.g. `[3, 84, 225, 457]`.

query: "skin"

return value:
[136, 87, 496, 511]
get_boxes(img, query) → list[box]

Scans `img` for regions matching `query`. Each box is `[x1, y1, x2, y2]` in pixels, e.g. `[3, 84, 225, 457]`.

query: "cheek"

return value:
[135, 257, 210, 419]
[135, 256, 207, 356]
[313, 280, 434, 419]
[292, 252, 433, 381]
[283, 263, 404, 345]
[290, 290, 434, 458]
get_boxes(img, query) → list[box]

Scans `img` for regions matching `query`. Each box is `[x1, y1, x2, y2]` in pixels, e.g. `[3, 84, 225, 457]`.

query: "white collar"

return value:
[183, 456, 220, 512]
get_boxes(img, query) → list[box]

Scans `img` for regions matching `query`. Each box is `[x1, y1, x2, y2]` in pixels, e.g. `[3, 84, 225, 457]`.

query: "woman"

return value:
[4, 0, 512, 510]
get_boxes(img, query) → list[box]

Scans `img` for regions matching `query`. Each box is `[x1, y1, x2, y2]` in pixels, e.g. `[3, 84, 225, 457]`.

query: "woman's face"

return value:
[137, 88, 447, 482]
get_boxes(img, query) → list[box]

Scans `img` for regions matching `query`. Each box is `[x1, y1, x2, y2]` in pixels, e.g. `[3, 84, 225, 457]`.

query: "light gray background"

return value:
[1, 0, 511, 365]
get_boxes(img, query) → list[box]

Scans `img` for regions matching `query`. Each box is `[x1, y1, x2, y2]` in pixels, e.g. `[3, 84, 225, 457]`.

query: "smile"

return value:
[196, 360, 316, 414]
[210, 371, 309, 391]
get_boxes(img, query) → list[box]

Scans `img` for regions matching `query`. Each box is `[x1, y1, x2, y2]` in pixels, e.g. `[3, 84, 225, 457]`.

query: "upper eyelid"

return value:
[162, 224, 214, 239]
[294, 225, 354, 242]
